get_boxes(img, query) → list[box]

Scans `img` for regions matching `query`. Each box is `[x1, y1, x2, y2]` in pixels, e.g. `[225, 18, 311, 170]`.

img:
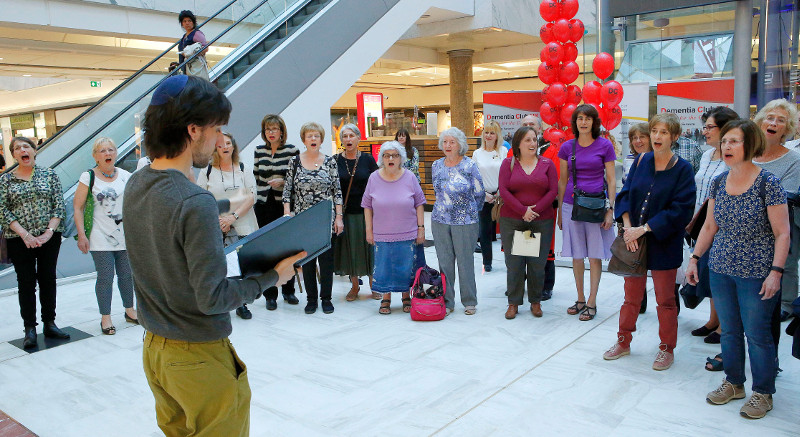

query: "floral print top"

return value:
[709, 170, 786, 278]
[0, 165, 66, 238]
[283, 155, 343, 225]
[402, 147, 420, 183]
[431, 156, 485, 225]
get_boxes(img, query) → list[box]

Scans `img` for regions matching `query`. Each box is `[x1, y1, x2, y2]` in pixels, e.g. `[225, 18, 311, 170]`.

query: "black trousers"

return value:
[543, 258, 555, 291]
[254, 199, 296, 299]
[478, 202, 495, 267]
[8, 233, 62, 328]
[302, 236, 335, 302]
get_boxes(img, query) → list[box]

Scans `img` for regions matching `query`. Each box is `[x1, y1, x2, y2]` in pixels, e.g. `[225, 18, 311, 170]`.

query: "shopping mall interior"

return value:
[0, 0, 798, 435]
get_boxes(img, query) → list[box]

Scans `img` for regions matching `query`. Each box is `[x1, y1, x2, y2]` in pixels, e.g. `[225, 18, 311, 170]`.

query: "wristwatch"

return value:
[47, 227, 55, 233]
[232, 212, 239, 220]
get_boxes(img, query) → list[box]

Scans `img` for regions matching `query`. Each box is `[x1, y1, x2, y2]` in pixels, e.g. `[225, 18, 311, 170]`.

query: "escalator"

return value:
[0, 0, 426, 288]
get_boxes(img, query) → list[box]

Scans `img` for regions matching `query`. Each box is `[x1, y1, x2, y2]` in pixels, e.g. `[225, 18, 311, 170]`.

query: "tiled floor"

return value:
[0, 239, 797, 436]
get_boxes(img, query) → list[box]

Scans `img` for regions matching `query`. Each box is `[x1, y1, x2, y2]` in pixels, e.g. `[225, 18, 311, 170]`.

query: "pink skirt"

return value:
[560, 202, 614, 260]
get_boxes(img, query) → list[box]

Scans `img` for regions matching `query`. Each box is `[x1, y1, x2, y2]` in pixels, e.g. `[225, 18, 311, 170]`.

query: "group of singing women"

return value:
[1, 98, 796, 419]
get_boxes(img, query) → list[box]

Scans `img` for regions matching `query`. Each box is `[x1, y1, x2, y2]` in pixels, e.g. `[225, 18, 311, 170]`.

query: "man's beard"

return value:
[191, 133, 214, 168]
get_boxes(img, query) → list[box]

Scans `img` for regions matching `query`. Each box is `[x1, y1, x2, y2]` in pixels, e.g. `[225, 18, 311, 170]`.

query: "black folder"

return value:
[225, 200, 332, 277]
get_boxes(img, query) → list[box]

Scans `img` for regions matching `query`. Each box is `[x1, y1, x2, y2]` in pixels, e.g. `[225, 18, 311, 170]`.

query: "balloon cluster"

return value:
[584, 52, 623, 131]
[538, 0, 583, 147]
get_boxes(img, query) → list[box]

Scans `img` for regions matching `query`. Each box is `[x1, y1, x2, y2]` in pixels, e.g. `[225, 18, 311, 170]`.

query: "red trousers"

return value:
[618, 269, 678, 352]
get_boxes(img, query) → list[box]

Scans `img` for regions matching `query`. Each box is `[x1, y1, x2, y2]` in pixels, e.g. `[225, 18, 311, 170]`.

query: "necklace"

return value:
[100, 168, 116, 178]
[342, 151, 360, 176]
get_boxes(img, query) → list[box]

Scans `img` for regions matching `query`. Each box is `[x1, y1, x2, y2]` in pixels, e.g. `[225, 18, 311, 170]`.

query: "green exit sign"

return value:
[90, 80, 102, 87]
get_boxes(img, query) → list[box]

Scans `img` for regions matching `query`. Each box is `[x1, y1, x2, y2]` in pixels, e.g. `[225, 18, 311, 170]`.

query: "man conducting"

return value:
[124, 75, 303, 436]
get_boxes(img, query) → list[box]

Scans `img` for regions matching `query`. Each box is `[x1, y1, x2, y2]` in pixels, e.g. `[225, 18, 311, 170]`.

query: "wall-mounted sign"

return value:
[90, 80, 102, 87]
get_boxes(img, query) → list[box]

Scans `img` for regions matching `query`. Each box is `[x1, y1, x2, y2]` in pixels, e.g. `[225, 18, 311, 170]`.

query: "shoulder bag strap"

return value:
[289, 155, 300, 205]
[571, 140, 578, 194]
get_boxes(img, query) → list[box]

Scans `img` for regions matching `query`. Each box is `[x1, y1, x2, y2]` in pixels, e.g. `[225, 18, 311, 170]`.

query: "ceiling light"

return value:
[22, 74, 31, 77]
[0, 57, 4, 60]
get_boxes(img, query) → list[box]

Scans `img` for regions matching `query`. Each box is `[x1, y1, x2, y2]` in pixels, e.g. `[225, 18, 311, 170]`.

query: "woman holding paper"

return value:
[196, 132, 258, 319]
[603, 113, 695, 371]
[498, 126, 558, 319]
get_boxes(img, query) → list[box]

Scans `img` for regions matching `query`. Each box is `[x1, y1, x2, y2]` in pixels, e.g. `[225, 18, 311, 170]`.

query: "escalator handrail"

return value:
[24, 0, 239, 159]
[50, 0, 290, 169]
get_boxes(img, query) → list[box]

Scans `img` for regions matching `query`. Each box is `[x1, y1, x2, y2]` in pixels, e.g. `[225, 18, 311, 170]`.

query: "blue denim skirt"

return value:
[372, 240, 424, 293]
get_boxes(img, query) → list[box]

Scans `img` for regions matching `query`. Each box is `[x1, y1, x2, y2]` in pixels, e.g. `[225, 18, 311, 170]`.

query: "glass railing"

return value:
[45, 0, 307, 192]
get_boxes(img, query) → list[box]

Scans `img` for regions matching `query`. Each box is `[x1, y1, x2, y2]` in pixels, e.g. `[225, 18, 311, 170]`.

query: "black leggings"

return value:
[478, 202, 495, 266]
[255, 199, 296, 298]
[302, 236, 335, 302]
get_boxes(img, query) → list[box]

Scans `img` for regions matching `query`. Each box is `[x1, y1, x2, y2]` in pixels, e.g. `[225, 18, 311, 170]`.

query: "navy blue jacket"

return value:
[615, 152, 696, 270]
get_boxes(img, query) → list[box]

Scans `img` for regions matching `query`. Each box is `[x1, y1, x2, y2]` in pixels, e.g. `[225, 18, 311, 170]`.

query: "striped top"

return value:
[253, 143, 300, 203]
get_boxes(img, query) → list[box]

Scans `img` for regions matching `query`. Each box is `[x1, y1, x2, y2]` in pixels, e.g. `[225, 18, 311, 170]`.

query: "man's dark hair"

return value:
[571, 104, 602, 139]
[143, 76, 231, 159]
[179, 10, 197, 29]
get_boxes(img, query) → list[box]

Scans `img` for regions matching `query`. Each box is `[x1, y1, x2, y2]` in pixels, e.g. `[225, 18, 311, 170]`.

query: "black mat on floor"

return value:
[9, 327, 92, 353]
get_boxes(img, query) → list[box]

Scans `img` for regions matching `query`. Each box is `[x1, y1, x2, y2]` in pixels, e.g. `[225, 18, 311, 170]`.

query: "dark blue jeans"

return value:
[709, 270, 779, 394]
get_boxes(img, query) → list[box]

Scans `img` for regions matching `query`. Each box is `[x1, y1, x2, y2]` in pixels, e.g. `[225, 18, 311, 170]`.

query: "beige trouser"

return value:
[143, 331, 251, 437]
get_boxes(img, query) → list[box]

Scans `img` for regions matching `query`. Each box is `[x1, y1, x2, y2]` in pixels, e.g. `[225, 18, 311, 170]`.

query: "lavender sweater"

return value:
[361, 170, 426, 242]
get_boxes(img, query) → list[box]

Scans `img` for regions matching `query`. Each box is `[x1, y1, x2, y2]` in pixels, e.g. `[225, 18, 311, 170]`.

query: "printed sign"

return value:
[483, 91, 543, 144]
[656, 78, 735, 147]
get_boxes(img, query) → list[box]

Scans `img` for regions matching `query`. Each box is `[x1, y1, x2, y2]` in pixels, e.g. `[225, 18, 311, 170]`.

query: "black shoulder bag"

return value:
[570, 140, 607, 223]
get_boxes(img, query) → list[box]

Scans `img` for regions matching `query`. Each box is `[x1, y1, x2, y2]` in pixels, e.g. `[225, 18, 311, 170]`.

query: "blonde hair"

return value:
[300, 122, 326, 143]
[211, 132, 240, 168]
[481, 120, 502, 150]
[754, 99, 798, 143]
[92, 137, 116, 155]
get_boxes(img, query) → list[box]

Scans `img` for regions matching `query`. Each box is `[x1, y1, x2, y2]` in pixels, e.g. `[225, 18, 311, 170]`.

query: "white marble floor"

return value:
[0, 241, 797, 437]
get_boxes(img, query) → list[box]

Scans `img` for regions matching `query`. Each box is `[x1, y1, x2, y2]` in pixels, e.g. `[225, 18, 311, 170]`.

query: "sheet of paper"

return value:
[226, 250, 241, 277]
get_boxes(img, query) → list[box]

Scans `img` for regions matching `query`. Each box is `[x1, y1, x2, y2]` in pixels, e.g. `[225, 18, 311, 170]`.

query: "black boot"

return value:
[283, 293, 299, 305]
[43, 321, 70, 339]
[304, 301, 318, 314]
[23, 327, 37, 349]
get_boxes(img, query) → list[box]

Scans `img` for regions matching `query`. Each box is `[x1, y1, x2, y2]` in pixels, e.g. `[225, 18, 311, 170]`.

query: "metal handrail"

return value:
[23, 0, 239, 158]
[50, 0, 280, 169]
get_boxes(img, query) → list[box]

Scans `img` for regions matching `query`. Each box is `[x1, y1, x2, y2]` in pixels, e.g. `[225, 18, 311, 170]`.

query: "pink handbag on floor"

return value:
[410, 266, 447, 321]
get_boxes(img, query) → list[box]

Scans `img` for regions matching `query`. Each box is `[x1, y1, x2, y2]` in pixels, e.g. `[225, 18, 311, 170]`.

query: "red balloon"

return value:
[593, 52, 615, 80]
[544, 42, 563, 65]
[563, 126, 574, 140]
[547, 82, 567, 106]
[601, 80, 624, 107]
[561, 103, 578, 126]
[561, 0, 579, 20]
[602, 105, 623, 130]
[540, 23, 554, 44]
[554, 19, 571, 43]
[569, 19, 585, 43]
[559, 61, 580, 84]
[539, 102, 558, 125]
[539, 0, 560, 22]
[582, 80, 602, 105]
[562, 42, 578, 62]
[538, 62, 559, 84]
[551, 129, 567, 147]
[566, 85, 582, 105]
[543, 127, 559, 143]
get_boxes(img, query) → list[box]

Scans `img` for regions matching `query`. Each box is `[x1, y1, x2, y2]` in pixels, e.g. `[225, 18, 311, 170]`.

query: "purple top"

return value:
[557, 137, 616, 204]
[361, 170, 426, 242]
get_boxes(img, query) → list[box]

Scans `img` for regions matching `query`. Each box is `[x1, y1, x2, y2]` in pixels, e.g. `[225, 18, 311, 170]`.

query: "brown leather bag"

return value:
[608, 224, 647, 277]
[491, 156, 514, 221]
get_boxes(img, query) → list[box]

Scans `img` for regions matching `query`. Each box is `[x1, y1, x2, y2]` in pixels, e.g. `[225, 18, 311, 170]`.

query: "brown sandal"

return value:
[379, 298, 391, 315]
[402, 297, 412, 313]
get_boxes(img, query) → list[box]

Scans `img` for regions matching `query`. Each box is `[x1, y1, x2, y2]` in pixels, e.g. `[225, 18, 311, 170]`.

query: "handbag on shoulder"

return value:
[569, 140, 607, 223]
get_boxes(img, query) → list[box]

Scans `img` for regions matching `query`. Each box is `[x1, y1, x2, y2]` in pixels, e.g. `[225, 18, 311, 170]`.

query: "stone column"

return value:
[448, 49, 474, 135]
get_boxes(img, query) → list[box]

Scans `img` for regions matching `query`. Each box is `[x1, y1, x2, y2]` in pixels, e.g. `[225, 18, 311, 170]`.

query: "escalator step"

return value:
[233, 64, 249, 77]
[304, 4, 322, 15]
[248, 50, 266, 64]
[290, 13, 311, 28]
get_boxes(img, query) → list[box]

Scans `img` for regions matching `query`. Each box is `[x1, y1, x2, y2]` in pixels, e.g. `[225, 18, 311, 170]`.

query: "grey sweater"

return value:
[754, 149, 800, 194]
[124, 167, 277, 341]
